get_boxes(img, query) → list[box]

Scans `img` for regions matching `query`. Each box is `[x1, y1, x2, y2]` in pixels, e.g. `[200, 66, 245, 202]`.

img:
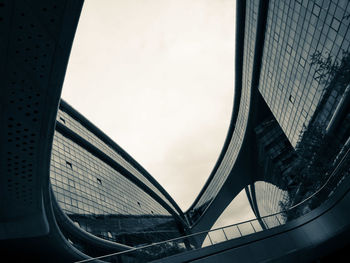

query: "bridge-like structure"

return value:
[1, 0, 350, 262]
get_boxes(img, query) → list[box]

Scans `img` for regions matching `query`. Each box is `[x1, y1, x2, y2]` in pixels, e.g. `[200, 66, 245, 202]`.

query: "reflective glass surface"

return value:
[259, 0, 350, 146]
[56, 109, 179, 214]
[189, 0, 261, 219]
[51, 109, 185, 245]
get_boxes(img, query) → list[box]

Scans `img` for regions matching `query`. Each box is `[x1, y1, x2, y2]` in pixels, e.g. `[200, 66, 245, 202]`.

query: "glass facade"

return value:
[49, 0, 350, 257]
[56, 108, 179, 215]
[250, 0, 350, 224]
[50, 104, 186, 246]
[188, 0, 350, 226]
[189, 0, 261, 219]
[253, 181, 288, 225]
[259, 0, 350, 146]
[246, 116, 294, 227]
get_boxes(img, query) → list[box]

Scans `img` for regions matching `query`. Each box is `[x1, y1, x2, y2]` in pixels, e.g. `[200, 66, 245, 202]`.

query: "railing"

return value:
[74, 146, 350, 263]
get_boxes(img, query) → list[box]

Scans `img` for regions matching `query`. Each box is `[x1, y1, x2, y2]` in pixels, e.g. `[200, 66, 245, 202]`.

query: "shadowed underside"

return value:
[1, 0, 350, 262]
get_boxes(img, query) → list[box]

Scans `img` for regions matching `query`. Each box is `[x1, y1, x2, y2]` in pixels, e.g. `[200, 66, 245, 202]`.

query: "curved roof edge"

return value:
[187, 0, 271, 225]
[187, 0, 246, 213]
[58, 99, 185, 219]
[55, 120, 187, 226]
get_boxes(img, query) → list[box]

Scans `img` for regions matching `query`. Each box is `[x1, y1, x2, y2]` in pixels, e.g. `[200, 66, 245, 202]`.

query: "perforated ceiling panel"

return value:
[0, 0, 83, 239]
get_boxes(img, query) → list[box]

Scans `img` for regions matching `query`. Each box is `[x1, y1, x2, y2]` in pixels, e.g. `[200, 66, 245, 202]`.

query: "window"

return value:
[96, 178, 102, 185]
[66, 161, 73, 169]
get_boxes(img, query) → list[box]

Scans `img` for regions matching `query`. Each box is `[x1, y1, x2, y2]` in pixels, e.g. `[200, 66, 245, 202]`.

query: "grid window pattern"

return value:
[51, 132, 170, 216]
[259, 0, 350, 146]
[50, 131, 183, 243]
[191, 0, 350, 221]
[254, 181, 288, 224]
[56, 109, 179, 214]
[192, 0, 260, 213]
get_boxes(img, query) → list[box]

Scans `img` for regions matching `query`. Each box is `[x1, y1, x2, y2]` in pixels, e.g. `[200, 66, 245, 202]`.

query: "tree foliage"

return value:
[310, 50, 350, 93]
[278, 50, 350, 221]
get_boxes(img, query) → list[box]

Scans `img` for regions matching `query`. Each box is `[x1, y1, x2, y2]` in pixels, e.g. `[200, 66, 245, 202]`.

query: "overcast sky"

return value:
[62, 0, 254, 222]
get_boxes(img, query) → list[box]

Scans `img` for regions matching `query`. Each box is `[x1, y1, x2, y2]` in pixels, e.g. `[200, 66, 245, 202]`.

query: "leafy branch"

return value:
[310, 50, 350, 93]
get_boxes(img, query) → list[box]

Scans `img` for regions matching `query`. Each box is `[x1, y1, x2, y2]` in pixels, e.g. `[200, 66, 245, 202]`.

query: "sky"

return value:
[62, 0, 254, 221]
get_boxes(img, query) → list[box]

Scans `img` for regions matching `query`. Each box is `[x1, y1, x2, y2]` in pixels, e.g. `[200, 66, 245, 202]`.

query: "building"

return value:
[1, 0, 350, 262]
[244, 0, 350, 225]
[188, 0, 350, 229]
[52, 100, 188, 248]
[258, 0, 350, 147]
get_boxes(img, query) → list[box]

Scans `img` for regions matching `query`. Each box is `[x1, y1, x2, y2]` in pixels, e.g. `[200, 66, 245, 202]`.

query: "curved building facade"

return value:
[0, 1, 189, 261]
[187, 0, 350, 232]
[186, 0, 266, 228]
[1, 0, 350, 262]
[244, 0, 350, 226]
[51, 100, 188, 246]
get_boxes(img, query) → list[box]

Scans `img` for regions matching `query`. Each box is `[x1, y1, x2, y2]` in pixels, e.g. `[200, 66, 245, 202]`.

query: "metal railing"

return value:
[74, 146, 350, 263]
